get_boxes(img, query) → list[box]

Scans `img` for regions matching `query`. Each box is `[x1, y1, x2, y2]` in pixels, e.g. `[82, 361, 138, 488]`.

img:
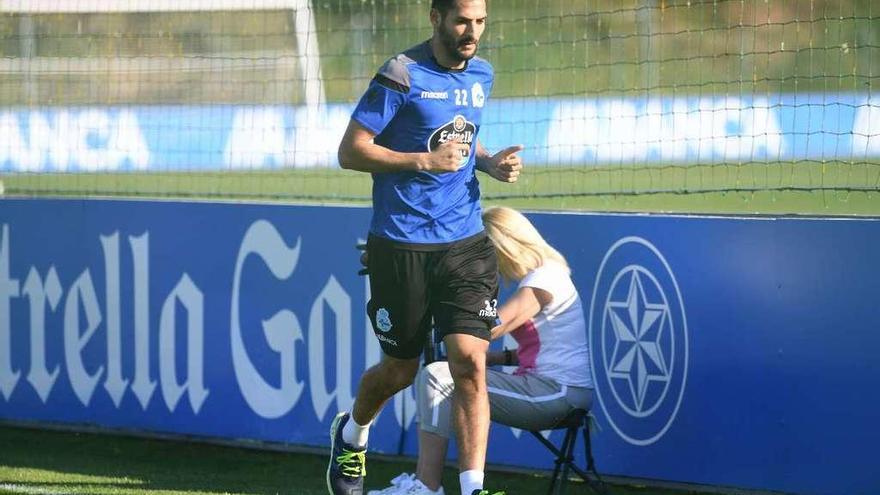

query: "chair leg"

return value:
[581, 420, 609, 495]
[546, 431, 565, 495]
[548, 426, 576, 495]
[532, 413, 608, 495]
[557, 425, 579, 495]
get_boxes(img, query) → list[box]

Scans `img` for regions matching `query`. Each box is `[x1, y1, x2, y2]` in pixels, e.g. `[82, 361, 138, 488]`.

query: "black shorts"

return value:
[366, 231, 499, 359]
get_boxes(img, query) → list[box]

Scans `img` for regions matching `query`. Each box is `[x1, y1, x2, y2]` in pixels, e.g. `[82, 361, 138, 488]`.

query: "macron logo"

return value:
[421, 91, 449, 100]
[479, 299, 498, 318]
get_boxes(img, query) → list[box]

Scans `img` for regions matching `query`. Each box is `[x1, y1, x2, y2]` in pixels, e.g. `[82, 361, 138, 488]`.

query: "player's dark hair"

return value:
[431, 0, 457, 17]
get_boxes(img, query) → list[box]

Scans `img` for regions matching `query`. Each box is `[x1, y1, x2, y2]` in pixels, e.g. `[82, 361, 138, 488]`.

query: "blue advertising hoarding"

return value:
[1, 94, 879, 172]
[0, 199, 878, 495]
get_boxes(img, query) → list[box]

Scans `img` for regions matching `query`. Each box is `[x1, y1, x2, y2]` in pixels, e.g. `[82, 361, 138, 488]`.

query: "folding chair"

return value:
[420, 324, 606, 493]
[529, 408, 608, 495]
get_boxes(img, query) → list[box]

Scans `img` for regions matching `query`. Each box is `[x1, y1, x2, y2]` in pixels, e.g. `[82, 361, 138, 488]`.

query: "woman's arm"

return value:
[489, 285, 553, 341]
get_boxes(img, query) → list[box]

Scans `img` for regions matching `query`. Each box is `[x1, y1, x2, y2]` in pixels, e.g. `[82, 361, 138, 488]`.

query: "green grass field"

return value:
[2, 162, 879, 216]
[0, 426, 716, 495]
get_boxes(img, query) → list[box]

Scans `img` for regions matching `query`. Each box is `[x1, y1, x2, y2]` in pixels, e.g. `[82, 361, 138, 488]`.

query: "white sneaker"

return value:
[367, 472, 445, 495]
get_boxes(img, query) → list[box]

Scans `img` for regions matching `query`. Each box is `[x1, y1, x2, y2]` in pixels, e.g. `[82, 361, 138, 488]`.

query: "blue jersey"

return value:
[351, 41, 495, 244]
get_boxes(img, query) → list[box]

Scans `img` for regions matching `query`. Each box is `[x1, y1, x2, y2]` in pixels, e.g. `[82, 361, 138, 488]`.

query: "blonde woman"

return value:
[368, 206, 594, 495]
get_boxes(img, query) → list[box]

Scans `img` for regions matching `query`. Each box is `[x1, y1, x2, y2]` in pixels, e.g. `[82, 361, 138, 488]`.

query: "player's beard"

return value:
[437, 22, 478, 64]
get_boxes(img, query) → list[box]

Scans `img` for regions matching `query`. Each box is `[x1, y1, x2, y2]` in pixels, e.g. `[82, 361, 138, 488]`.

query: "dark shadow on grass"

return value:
[0, 425, 718, 495]
[0, 426, 321, 494]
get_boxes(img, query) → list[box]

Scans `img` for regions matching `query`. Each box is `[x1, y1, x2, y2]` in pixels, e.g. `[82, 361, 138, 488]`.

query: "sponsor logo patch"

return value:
[428, 114, 476, 165]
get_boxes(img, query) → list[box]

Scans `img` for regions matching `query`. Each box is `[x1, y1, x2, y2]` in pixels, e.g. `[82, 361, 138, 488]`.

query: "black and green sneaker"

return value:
[471, 490, 506, 495]
[327, 412, 366, 495]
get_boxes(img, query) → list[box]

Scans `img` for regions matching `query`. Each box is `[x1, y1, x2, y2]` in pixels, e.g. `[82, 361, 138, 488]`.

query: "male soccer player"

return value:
[328, 1, 523, 494]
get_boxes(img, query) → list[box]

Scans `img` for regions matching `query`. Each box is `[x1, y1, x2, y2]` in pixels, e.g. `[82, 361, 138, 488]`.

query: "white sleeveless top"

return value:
[510, 261, 593, 388]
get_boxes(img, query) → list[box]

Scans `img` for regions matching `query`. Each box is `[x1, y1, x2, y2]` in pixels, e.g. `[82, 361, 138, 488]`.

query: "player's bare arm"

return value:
[338, 119, 470, 174]
[475, 139, 524, 183]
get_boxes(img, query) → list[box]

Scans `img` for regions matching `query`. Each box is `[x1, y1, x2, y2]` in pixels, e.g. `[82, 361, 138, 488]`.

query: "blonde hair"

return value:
[482, 206, 569, 282]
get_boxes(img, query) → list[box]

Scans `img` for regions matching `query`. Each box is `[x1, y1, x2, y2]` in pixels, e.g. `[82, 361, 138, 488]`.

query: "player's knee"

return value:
[447, 352, 485, 386]
[376, 357, 420, 391]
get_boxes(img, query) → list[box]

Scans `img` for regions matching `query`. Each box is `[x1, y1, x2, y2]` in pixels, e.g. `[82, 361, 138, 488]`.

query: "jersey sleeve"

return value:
[351, 56, 411, 135]
[517, 262, 572, 303]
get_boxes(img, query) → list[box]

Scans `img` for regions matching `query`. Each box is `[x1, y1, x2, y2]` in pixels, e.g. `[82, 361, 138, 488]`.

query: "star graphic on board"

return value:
[605, 269, 671, 412]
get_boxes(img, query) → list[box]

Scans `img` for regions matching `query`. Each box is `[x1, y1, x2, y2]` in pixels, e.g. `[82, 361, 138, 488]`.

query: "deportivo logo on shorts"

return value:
[376, 307, 393, 332]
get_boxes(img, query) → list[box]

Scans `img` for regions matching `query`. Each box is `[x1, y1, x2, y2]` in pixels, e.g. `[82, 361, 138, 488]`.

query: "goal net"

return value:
[0, 0, 877, 213]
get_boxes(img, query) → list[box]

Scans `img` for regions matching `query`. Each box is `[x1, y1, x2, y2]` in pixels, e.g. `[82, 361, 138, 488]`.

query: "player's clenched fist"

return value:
[421, 141, 471, 173]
